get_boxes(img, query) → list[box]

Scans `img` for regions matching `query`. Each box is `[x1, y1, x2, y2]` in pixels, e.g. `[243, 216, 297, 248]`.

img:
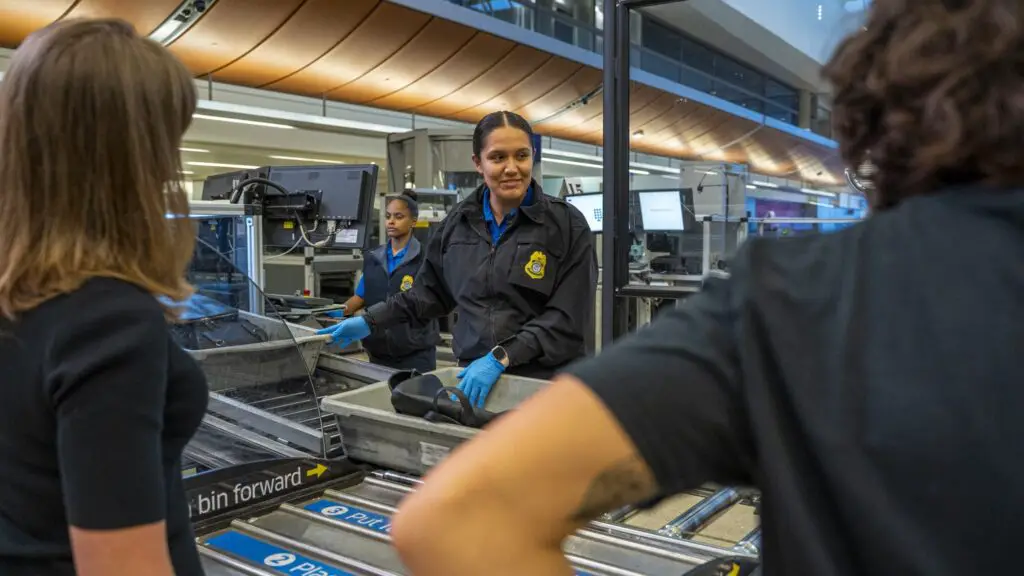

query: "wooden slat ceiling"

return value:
[0, 0, 843, 184]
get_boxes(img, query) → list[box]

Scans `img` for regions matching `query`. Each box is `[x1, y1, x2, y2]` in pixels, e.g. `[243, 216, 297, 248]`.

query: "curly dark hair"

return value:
[823, 0, 1024, 210]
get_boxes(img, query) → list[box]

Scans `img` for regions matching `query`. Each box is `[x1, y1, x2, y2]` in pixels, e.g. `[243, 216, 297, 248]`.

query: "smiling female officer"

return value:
[319, 111, 596, 407]
[330, 191, 439, 373]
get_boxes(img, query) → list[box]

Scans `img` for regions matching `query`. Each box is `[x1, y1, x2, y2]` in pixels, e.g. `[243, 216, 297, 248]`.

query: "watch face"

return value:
[493, 347, 508, 362]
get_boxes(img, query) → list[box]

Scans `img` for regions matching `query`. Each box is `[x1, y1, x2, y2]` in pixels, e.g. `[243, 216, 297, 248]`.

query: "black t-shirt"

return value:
[0, 278, 208, 575]
[567, 189, 1024, 575]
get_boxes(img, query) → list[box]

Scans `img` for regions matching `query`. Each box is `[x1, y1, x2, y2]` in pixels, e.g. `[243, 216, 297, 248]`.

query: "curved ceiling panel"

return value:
[328, 18, 475, 104]
[0, 0, 72, 47]
[460, 57, 582, 123]
[268, 2, 428, 96]
[213, 0, 380, 88]
[63, 0, 181, 36]
[548, 84, 658, 141]
[518, 67, 602, 133]
[413, 45, 550, 118]
[0, 0, 843, 183]
[371, 33, 515, 111]
[168, 0, 305, 76]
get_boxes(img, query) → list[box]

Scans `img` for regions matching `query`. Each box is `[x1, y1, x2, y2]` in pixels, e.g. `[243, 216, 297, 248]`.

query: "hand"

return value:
[316, 316, 370, 346]
[457, 353, 506, 409]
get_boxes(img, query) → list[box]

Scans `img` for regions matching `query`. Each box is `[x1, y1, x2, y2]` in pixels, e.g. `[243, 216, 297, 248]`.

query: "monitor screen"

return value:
[565, 193, 604, 232]
[639, 191, 685, 231]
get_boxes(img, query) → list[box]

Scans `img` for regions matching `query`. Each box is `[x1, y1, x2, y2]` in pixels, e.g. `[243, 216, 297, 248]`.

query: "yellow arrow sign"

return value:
[306, 464, 328, 479]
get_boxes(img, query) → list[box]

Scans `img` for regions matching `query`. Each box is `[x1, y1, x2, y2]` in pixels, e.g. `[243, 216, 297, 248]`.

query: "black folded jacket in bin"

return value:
[388, 370, 505, 429]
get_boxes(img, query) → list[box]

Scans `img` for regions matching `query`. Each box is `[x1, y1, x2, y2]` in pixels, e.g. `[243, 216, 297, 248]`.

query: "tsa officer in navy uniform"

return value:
[319, 111, 597, 408]
[330, 190, 440, 373]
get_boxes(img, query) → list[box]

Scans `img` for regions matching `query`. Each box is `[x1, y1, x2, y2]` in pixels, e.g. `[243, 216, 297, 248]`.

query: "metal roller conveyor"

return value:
[733, 526, 762, 555]
[192, 464, 727, 576]
[364, 471, 752, 561]
[658, 487, 743, 539]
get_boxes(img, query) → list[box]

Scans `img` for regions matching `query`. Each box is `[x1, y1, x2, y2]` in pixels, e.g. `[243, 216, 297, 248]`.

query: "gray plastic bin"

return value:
[320, 368, 548, 474]
[186, 312, 328, 391]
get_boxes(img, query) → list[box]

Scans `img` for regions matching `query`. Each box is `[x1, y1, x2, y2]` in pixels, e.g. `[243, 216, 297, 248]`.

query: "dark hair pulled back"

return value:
[472, 111, 535, 157]
[387, 190, 419, 218]
[824, 0, 1024, 210]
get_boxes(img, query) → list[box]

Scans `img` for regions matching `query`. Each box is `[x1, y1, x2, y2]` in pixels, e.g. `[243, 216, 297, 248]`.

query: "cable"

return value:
[228, 176, 290, 204]
[227, 176, 338, 249]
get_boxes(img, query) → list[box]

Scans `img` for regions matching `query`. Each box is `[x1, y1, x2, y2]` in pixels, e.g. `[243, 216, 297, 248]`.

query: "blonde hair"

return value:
[0, 18, 198, 318]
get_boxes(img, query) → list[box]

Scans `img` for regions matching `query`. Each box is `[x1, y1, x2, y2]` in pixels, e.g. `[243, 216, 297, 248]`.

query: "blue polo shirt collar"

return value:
[386, 240, 408, 275]
[483, 185, 534, 244]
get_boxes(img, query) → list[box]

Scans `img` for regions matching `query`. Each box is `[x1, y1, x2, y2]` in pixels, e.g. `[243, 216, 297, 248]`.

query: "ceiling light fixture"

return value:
[751, 180, 779, 188]
[632, 130, 645, 139]
[801, 187, 838, 198]
[542, 157, 648, 175]
[269, 155, 346, 165]
[192, 113, 295, 130]
[149, 0, 218, 46]
[187, 161, 260, 170]
[179, 147, 210, 153]
[196, 100, 407, 134]
[544, 149, 680, 174]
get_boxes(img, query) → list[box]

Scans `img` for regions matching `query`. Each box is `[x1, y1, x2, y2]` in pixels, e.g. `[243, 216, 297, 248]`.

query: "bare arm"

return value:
[341, 294, 364, 315]
[70, 523, 174, 576]
[392, 271, 753, 575]
[391, 375, 658, 576]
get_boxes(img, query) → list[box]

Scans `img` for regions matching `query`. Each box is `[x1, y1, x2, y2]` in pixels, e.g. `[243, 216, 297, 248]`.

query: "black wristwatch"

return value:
[490, 345, 510, 368]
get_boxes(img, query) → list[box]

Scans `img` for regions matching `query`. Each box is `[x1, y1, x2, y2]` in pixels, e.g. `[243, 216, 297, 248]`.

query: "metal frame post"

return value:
[245, 213, 265, 315]
[602, 0, 687, 345]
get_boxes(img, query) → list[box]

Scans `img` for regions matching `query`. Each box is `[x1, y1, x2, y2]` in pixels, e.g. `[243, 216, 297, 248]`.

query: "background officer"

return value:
[331, 191, 439, 373]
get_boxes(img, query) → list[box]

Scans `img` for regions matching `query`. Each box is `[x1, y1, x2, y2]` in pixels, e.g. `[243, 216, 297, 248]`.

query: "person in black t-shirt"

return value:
[0, 19, 207, 576]
[390, 2, 1024, 575]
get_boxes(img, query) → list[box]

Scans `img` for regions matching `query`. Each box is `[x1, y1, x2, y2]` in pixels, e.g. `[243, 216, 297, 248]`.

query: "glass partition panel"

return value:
[174, 211, 339, 477]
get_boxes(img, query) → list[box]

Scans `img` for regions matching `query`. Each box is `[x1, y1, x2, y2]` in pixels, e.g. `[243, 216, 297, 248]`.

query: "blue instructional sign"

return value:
[205, 530, 354, 576]
[304, 499, 393, 535]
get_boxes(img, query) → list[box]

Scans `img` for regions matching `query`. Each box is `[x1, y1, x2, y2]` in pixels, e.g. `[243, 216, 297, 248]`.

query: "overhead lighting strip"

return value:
[187, 161, 259, 170]
[192, 113, 295, 130]
[149, 0, 218, 46]
[269, 155, 346, 165]
[542, 157, 648, 175]
[195, 100, 408, 134]
[543, 148, 679, 175]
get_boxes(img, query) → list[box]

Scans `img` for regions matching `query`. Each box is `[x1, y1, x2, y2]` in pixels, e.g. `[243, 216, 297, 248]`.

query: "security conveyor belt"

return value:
[192, 466, 736, 576]
[190, 461, 761, 573]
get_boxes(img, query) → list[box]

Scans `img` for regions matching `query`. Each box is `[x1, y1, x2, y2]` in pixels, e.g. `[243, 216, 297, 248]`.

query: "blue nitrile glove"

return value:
[316, 316, 370, 347]
[326, 305, 348, 319]
[457, 353, 506, 409]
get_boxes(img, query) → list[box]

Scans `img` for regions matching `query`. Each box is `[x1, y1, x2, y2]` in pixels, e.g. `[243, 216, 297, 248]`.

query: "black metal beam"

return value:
[601, 0, 629, 346]
[602, 0, 690, 345]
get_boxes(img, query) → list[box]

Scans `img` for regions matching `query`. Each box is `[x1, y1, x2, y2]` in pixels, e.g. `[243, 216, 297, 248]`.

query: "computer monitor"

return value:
[638, 191, 686, 231]
[201, 164, 379, 250]
[565, 193, 604, 232]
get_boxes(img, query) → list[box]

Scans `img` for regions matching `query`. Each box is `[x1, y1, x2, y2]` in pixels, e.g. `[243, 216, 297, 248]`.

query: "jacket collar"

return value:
[460, 180, 546, 224]
[369, 236, 420, 265]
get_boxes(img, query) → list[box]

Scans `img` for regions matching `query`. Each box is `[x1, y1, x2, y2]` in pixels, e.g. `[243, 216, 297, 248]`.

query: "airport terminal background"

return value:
[0, 0, 874, 574]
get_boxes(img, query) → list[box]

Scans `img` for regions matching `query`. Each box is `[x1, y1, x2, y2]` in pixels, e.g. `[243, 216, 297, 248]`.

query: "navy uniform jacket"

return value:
[364, 182, 596, 376]
[359, 237, 440, 361]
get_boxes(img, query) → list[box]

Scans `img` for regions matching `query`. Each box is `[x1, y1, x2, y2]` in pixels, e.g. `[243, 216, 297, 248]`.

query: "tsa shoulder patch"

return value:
[525, 251, 547, 280]
[400, 275, 414, 291]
